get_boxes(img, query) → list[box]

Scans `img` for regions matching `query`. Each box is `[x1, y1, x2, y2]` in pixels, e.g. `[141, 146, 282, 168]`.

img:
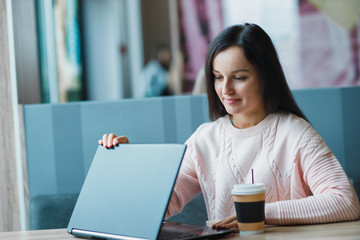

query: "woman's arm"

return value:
[165, 143, 202, 218]
[266, 126, 360, 225]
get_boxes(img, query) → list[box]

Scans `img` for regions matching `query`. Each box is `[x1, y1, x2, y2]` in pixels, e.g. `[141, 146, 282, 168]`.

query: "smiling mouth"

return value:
[224, 98, 240, 104]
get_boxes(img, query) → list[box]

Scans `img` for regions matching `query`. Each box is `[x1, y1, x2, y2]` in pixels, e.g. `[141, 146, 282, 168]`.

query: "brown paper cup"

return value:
[232, 183, 266, 235]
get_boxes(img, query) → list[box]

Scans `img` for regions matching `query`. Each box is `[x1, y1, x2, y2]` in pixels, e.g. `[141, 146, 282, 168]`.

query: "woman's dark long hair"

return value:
[205, 23, 308, 122]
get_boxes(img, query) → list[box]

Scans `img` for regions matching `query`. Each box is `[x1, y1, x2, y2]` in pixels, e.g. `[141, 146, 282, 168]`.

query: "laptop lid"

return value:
[67, 144, 186, 240]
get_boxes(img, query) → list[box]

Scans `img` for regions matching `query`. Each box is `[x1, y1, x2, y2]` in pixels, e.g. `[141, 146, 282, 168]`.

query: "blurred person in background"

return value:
[140, 43, 172, 97]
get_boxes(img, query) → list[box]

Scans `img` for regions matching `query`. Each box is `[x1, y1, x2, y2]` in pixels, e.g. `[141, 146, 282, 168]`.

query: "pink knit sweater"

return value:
[166, 113, 360, 225]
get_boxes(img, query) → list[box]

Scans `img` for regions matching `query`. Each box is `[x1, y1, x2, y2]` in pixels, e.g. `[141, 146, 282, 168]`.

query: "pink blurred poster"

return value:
[299, 0, 360, 88]
[178, 0, 360, 91]
[178, 0, 223, 92]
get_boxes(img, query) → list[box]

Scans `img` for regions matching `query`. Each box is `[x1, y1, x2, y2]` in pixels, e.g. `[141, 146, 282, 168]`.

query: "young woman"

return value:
[100, 23, 360, 230]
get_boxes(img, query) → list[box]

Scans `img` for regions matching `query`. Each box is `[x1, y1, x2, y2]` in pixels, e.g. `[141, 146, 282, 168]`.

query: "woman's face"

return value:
[213, 46, 265, 119]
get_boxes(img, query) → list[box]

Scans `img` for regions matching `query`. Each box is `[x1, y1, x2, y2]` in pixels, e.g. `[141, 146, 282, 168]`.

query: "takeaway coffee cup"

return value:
[232, 183, 266, 234]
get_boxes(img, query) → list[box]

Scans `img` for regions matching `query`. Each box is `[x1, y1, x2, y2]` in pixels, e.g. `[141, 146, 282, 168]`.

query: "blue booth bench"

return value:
[23, 86, 360, 229]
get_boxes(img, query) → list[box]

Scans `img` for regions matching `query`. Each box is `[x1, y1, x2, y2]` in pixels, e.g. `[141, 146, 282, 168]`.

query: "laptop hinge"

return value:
[71, 228, 148, 240]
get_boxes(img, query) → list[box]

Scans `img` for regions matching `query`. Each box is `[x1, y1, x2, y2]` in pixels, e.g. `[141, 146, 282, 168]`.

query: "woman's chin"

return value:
[224, 106, 240, 115]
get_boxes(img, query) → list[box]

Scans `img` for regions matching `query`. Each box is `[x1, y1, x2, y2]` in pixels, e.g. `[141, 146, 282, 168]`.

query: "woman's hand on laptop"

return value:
[212, 214, 238, 231]
[98, 133, 130, 148]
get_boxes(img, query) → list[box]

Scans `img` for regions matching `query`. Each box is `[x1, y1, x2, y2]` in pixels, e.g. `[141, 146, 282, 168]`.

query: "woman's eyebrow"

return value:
[212, 69, 249, 73]
[231, 69, 249, 73]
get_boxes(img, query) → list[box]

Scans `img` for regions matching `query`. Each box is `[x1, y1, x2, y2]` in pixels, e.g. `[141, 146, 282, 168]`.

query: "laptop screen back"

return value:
[67, 144, 186, 240]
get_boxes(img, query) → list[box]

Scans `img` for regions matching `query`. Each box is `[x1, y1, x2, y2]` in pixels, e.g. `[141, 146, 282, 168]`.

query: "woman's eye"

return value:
[214, 76, 223, 80]
[235, 76, 247, 81]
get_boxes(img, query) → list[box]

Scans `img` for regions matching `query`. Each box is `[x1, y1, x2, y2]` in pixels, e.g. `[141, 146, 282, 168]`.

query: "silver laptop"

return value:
[67, 144, 232, 240]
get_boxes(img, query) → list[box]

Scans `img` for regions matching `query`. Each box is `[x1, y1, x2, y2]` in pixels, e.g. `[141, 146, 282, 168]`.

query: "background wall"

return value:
[81, 0, 126, 100]
[81, 0, 143, 100]
[141, 0, 171, 64]
[0, 0, 22, 232]
[12, 0, 41, 104]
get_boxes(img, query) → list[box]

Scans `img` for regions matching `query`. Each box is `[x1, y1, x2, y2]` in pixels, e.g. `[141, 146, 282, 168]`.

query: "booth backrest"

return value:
[24, 95, 209, 199]
[23, 87, 360, 229]
[292, 87, 360, 180]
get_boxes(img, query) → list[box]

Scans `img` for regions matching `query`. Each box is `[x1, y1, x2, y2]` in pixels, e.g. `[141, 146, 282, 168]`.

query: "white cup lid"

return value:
[231, 183, 266, 195]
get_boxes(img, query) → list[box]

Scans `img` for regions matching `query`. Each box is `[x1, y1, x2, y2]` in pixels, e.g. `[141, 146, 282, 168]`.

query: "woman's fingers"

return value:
[102, 134, 109, 148]
[99, 134, 129, 148]
[114, 136, 129, 146]
[213, 214, 238, 231]
[107, 133, 116, 148]
[220, 215, 236, 224]
[214, 215, 234, 226]
[220, 221, 238, 231]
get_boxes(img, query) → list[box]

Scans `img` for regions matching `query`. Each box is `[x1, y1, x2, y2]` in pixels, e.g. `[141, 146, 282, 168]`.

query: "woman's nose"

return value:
[222, 79, 234, 95]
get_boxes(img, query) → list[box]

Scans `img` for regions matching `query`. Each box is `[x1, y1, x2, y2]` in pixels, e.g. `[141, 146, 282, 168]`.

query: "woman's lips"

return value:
[224, 98, 240, 104]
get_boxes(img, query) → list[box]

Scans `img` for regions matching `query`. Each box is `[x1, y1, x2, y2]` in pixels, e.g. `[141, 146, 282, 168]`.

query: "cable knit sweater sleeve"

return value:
[265, 124, 360, 225]
[165, 138, 201, 219]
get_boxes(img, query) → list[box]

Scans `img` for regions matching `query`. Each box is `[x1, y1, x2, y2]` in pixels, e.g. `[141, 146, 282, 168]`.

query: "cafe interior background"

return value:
[1, 0, 360, 232]
[13, 0, 360, 105]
